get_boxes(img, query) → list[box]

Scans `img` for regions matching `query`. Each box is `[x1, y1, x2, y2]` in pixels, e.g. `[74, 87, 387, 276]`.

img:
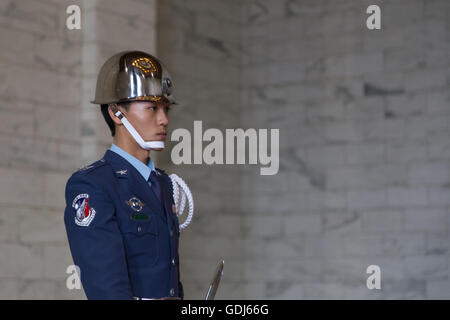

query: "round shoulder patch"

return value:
[72, 193, 96, 226]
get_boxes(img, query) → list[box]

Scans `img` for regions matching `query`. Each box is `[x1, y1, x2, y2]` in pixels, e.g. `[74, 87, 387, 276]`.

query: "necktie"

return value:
[148, 171, 162, 203]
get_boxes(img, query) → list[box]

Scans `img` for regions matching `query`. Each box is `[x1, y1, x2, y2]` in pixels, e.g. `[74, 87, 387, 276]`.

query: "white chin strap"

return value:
[114, 110, 164, 150]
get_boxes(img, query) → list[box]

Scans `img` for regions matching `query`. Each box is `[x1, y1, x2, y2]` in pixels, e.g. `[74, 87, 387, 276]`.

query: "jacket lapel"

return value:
[158, 172, 173, 220]
[158, 171, 175, 247]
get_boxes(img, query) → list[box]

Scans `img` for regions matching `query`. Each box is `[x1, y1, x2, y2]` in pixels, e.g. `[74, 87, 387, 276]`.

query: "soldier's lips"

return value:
[155, 133, 166, 140]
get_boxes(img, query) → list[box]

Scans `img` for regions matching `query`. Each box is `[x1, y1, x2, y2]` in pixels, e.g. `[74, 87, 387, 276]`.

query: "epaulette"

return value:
[76, 158, 107, 174]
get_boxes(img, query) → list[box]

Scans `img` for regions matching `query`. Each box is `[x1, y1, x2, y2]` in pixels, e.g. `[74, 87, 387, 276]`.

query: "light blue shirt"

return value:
[109, 144, 157, 185]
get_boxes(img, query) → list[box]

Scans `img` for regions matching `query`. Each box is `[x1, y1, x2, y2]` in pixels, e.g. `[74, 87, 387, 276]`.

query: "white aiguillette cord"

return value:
[169, 174, 194, 230]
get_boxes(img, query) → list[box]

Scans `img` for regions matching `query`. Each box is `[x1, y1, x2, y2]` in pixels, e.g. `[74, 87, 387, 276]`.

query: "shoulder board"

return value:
[77, 158, 107, 174]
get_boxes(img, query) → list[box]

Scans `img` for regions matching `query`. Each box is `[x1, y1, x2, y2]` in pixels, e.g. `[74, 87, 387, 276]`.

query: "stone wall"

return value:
[157, 0, 246, 299]
[240, 0, 450, 299]
[0, 0, 157, 299]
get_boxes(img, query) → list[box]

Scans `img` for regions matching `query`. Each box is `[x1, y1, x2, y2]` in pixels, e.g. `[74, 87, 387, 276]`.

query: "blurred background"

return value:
[0, 0, 449, 299]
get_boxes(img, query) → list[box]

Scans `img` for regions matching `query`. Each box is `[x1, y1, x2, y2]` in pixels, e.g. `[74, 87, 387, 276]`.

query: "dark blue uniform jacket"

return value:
[64, 150, 183, 299]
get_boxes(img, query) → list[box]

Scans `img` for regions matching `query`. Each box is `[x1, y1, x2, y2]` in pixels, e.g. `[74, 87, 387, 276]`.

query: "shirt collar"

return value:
[109, 143, 156, 181]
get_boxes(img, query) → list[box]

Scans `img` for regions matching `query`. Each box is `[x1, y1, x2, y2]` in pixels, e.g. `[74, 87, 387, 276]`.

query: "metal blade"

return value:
[205, 260, 224, 300]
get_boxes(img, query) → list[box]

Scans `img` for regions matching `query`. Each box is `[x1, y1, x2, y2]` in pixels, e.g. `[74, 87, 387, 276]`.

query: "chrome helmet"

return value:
[91, 51, 175, 105]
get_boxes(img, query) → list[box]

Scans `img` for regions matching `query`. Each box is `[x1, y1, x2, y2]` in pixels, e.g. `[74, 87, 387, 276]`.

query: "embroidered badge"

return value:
[72, 194, 96, 226]
[126, 197, 145, 212]
[116, 169, 127, 175]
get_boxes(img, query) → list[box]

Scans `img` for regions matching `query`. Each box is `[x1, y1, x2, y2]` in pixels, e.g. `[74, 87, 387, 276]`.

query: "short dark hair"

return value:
[100, 102, 132, 137]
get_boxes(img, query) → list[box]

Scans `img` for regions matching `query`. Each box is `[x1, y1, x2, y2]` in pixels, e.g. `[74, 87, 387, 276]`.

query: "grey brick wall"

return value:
[159, 0, 449, 300]
[157, 0, 246, 299]
[0, 0, 157, 299]
[240, 0, 450, 299]
[0, 0, 84, 299]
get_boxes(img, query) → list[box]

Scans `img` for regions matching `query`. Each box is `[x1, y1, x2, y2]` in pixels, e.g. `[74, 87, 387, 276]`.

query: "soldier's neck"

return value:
[113, 135, 150, 164]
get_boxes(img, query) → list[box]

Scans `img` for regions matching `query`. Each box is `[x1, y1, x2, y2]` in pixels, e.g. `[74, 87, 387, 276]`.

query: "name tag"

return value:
[130, 213, 149, 221]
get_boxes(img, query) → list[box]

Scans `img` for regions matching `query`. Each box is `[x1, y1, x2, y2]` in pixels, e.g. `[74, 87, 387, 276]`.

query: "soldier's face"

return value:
[124, 101, 170, 144]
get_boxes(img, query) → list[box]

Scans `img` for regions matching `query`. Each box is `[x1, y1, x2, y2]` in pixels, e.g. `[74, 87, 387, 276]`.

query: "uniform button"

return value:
[170, 288, 175, 296]
[137, 226, 142, 233]
[170, 229, 174, 237]
[172, 258, 175, 265]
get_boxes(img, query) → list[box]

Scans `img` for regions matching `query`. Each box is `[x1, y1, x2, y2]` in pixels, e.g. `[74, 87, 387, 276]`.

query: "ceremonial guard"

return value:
[64, 51, 193, 300]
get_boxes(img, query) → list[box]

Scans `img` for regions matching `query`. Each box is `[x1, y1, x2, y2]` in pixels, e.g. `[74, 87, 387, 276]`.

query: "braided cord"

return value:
[169, 174, 194, 230]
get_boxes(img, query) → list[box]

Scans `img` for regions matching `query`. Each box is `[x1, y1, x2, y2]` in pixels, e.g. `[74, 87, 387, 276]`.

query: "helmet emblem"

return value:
[132, 57, 157, 74]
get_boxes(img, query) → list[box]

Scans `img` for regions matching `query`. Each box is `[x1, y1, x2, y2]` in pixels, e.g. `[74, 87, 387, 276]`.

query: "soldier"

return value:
[64, 51, 183, 300]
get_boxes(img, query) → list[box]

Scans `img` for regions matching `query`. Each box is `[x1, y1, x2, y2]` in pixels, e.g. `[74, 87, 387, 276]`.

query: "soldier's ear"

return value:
[108, 104, 123, 125]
